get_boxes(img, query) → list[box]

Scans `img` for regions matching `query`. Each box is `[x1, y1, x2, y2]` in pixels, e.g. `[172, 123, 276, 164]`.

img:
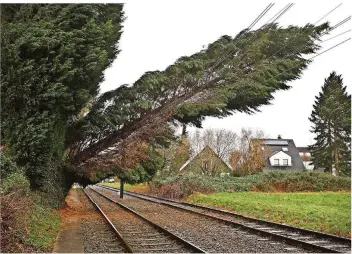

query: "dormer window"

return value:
[274, 159, 280, 166]
[282, 147, 288, 151]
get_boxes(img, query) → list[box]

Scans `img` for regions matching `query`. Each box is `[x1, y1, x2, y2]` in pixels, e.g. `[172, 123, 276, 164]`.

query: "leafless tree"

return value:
[189, 128, 239, 161]
[189, 129, 203, 156]
[230, 128, 269, 175]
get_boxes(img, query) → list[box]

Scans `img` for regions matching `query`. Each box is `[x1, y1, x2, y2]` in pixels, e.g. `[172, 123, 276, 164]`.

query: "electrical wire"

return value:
[309, 37, 350, 61]
[267, 4, 344, 59]
[322, 29, 351, 42]
[208, 3, 279, 74]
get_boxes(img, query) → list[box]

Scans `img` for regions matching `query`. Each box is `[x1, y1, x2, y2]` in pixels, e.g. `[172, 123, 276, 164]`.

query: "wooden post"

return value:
[120, 179, 124, 199]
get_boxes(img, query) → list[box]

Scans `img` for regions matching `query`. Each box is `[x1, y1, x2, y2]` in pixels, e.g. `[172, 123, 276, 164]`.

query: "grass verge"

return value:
[102, 182, 148, 192]
[1, 167, 61, 252]
[188, 191, 351, 237]
[28, 202, 61, 251]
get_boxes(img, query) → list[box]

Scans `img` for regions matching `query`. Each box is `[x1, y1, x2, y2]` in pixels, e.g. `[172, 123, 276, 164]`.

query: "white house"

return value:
[254, 138, 305, 171]
[297, 147, 314, 170]
[269, 150, 292, 167]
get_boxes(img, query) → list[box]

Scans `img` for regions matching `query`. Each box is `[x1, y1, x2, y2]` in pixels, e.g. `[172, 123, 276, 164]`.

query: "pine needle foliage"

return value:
[309, 72, 351, 176]
[1, 4, 334, 196]
[69, 22, 330, 178]
[1, 4, 124, 192]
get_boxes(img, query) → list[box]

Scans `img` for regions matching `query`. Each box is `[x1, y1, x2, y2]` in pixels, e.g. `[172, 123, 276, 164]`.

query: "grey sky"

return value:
[100, 0, 351, 147]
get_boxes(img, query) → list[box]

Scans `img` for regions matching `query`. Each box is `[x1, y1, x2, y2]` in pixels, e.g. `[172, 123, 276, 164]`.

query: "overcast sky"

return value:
[99, 0, 351, 147]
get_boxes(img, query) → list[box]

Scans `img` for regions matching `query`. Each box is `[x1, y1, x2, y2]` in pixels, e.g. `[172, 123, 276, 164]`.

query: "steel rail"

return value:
[89, 186, 207, 253]
[97, 184, 351, 253]
[83, 188, 133, 253]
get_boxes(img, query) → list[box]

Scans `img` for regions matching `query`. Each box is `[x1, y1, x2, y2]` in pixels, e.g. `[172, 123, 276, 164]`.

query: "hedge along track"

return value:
[97, 184, 351, 253]
[85, 187, 206, 253]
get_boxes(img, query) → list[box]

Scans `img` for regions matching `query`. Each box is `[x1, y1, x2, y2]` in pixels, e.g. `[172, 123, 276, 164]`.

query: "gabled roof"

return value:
[179, 145, 232, 171]
[255, 138, 304, 170]
[269, 150, 280, 157]
[269, 150, 291, 158]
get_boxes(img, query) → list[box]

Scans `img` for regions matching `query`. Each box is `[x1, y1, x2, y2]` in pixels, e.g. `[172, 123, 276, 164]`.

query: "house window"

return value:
[283, 159, 288, 166]
[274, 159, 280, 166]
[202, 160, 210, 170]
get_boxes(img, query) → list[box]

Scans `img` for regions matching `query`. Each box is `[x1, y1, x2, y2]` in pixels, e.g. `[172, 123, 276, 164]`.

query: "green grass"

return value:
[102, 182, 148, 192]
[189, 192, 351, 237]
[28, 204, 61, 251]
[102, 182, 134, 190]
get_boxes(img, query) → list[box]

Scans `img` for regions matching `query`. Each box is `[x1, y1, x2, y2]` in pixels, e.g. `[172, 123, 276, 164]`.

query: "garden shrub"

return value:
[0, 151, 21, 178]
[0, 153, 61, 252]
[149, 174, 215, 198]
[254, 171, 351, 192]
[1, 160, 33, 252]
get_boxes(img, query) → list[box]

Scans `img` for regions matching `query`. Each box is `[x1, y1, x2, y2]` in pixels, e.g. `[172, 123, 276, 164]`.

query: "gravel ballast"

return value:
[76, 189, 125, 253]
[86, 188, 201, 253]
[92, 185, 309, 253]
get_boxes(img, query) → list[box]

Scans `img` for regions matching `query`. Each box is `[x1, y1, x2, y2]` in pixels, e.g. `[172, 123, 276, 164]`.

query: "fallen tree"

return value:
[2, 3, 333, 204]
[67, 22, 330, 182]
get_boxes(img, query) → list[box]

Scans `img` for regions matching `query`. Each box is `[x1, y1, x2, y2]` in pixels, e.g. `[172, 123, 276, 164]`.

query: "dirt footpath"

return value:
[53, 188, 99, 253]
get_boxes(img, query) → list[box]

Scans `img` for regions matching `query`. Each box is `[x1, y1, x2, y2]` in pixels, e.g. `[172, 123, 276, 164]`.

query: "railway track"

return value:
[84, 187, 206, 253]
[97, 184, 351, 253]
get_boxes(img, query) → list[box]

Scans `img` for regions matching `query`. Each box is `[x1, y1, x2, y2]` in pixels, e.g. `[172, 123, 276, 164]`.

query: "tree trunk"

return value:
[120, 178, 124, 199]
[328, 121, 333, 174]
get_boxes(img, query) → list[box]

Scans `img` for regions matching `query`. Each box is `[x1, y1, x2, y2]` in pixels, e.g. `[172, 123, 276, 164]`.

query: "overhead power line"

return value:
[309, 37, 350, 61]
[247, 3, 275, 31]
[263, 4, 293, 25]
[328, 16, 351, 32]
[259, 37, 351, 77]
[322, 29, 351, 42]
[269, 3, 294, 25]
[266, 3, 344, 60]
[200, 3, 348, 90]
[200, 3, 275, 84]
[314, 3, 342, 25]
[208, 3, 279, 74]
[285, 16, 351, 58]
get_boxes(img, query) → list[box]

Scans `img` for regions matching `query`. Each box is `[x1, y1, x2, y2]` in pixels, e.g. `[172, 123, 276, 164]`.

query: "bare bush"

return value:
[230, 128, 269, 176]
[1, 188, 34, 252]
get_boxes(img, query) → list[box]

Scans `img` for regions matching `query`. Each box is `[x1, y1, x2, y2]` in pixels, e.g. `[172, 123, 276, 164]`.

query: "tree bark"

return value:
[120, 179, 124, 199]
